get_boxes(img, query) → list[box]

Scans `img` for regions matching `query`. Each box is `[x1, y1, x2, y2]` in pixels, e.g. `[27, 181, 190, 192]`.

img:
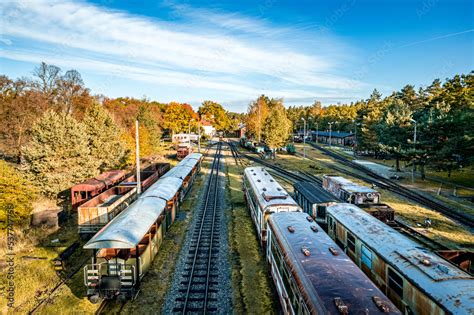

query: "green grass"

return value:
[224, 149, 278, 314]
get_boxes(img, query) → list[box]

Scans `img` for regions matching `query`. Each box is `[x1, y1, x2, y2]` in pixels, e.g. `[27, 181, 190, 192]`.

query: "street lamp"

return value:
[315, 122, 319, 144]
[410, 118, 417, 183]
[301, 118, 306, 158]
[198, 120, 201, 153]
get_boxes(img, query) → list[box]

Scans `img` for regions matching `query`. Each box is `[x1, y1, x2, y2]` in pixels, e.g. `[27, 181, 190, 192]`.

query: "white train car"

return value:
[243, 167, 301, 246]
[322, 175, 381, 205]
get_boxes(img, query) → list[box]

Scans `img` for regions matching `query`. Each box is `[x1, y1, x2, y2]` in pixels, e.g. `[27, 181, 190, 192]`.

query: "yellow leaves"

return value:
[120, 125, 153, 165]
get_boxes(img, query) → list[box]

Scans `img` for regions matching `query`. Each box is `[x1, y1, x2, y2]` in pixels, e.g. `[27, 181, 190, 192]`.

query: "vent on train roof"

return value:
[372, 296, 391, 313]
[262, 191, 287, 201]
[301, 247, 311, 256]
[311, 226, 318, 233]
[287, 226, 295, 233]
[270, 179, 274, 182]
[334, 297, 349, 314]
[329, 247, 339, 256]
[306, 216, 314, 222]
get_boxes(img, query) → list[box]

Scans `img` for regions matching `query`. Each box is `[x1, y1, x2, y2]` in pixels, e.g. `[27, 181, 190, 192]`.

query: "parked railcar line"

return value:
[308, 142, 474, 228]
[172, 143, 223, 314]
[231, 141, 452, 252]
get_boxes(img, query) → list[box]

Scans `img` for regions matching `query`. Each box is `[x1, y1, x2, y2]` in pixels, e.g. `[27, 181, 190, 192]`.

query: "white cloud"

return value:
[0, 0, 366, 102]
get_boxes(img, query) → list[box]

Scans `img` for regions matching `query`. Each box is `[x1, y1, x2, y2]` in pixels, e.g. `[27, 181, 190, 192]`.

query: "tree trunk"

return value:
[420, 163, 426, 180]
[395, 157, 400, 172]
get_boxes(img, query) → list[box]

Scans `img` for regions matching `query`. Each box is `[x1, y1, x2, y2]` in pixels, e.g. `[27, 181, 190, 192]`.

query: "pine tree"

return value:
[21, 111, 97, 197]
[83, 103, 127, 170]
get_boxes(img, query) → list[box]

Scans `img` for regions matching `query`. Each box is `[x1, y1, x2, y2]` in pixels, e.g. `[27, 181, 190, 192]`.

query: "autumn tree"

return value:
[245, 95, 270, 142]
[163, 102, 198, 135]
[82, 103, 127, 170]
[198, 100, 231, 131]
[21, 111, 97, 197]
[263, 102, 292, 157]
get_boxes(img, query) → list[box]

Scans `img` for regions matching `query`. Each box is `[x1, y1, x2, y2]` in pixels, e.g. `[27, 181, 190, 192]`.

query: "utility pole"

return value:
[188, 119, 194, 147]
[316, 122, 319, 143]
[198, 120, 201, 153]
[135, 120, 141, 195]
[301, 118, 306, 158]
[328, 122, 334, 147]
[410, 118, 417, 183]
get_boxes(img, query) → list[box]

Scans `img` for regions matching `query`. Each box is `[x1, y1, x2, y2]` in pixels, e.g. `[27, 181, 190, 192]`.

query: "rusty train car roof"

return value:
[328, 203, 474, 314]
[72, 170, 126, 191]
[244, 167, 301, 212]
[293, 181, 338, 204]
[323, 175, 379, 194]
[268, 212, 400, 314]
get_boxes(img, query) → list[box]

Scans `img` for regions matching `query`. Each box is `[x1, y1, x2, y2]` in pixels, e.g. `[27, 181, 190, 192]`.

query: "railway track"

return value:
[228, 141, 316, 184]
[28, 254, 91, 314]
[308, 142, 474, 228]
[172, 143, 223, 314]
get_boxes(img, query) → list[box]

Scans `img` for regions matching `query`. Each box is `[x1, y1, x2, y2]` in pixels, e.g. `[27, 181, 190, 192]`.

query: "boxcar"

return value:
[322, 175, 381, 204]
[326, 203, 474, 315]
[267, 212, 400, 315]
[293, 181, 338, 225]
[71, 170, 126, 209]
[176, 143, 194, 160]
[78, 185, 137, 236]
[243, 167, 301, 246]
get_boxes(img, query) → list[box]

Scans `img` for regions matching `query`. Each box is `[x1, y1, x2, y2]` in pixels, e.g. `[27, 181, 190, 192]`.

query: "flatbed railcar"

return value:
[71, 170, 126, 209]
[83, 154, 202, 302]
[326, 203, 474, 315]
[243, 167, 301, 246]
[323, 174, 381, 205]
[267, 212, 399, 315]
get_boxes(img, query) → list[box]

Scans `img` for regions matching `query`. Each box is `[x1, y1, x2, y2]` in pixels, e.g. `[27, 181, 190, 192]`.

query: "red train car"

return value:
[71, 170, 126, 210]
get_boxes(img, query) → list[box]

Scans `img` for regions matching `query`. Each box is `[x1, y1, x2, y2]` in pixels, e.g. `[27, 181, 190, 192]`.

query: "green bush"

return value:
[286, 143, 296, 154]
[0, 161, 37, 229]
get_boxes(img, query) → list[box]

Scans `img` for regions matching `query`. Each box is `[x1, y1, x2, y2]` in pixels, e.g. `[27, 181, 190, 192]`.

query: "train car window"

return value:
[347, 232, 356, 253]
[80, 191, 87, 200]
[361, 245, 372, 269]
[388, 267, 404, 298]
[316, 205, 326, 219]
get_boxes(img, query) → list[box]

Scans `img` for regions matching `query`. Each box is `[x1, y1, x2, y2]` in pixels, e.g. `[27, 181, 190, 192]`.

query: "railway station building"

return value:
[311, 131, 354, 146]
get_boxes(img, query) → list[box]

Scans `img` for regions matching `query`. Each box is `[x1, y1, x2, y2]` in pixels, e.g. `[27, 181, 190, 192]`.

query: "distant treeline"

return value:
[243, 72, 473, 178]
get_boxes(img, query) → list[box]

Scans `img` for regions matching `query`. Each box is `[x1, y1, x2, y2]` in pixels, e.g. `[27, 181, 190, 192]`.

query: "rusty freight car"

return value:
[121, 162, 170, 192]
[326, 203, 474, 315]
[322, 174, 381, 205]
[267, 212, 399, 314]
[71, 170, 126, 210]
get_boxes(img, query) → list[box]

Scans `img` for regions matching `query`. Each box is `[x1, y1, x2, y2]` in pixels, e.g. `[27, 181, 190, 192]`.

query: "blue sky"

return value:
[1, 0, 473, 112]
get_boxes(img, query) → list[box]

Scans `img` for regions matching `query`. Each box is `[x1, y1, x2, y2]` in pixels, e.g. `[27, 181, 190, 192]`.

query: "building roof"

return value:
[312, 131, 353, 138]
[268, 212, 399, 314]
[200, 119, 213, 127]
[293, 181, 338, 204]
[327, 203, 474, 314]
[244, 167, 300, 212]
